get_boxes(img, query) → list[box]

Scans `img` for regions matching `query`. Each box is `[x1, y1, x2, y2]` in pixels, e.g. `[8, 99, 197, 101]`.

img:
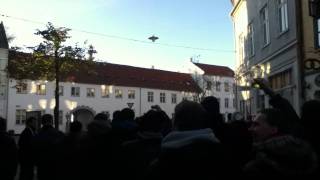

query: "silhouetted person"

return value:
[253, 78, 302, 137]
[301, 100, 320, 177]
[148, 100, 229, 179]
[18, 117, 36, 180]
[201, 96, 226, 142]
[33, 114, 65, 180]
[122, 109, 170, 179]
[60, 121, 84, 180]
[112, 108, 138, 143]
[0, 117, 18, 180]
[81, 113, 116, 180]
[245, 108, 317, 177]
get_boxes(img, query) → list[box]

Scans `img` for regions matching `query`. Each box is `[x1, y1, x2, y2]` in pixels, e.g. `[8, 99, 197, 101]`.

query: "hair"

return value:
[120, 108, 135, 121]
[0, 117, 6, 131]
[94, 113, 109, 121]
[174, 100, 207, 131]
[201, 96, 220, 115]
[26, 117, 36, 126]
[41, 114, 53, 126]
[139, 109, 171, 133]
[112, 110, 121, 121]
[70, 121, 82, 132]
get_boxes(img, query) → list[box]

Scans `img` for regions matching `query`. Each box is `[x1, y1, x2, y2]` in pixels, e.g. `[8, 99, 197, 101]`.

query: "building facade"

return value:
[300, 0, 320, 101]
[187, 61, 236, 120]
[231, 0, 304, 118]
[4, 51, 200, 133]
[0, 22, 9, 120]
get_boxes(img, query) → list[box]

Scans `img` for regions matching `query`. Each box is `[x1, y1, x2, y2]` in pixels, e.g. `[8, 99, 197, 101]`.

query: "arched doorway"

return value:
[69, 106, 95, 131]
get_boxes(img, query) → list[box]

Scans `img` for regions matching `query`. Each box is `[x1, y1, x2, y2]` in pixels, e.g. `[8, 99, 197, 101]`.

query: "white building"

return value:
[186, 61, 236, 120]
[0, 22, 9, 120]
[231, 0, 303, 119]
[5, 51, 201, 133]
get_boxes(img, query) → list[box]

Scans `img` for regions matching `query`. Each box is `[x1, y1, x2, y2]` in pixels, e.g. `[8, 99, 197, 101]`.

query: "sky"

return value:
[0, 0, 235, 72]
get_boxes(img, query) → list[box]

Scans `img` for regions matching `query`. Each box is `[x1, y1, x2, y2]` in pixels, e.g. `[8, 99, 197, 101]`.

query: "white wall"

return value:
[7, 79, 195, 133]
[0, 48, 8, 119]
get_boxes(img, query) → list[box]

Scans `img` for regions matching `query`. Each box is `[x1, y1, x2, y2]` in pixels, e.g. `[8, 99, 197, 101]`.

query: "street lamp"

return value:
[148, 35, 159, 42]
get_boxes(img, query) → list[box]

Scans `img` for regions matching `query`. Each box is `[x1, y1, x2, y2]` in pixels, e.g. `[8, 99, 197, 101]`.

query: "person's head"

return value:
[231, 112, 244, 122]
[41, 114, 53, 126]
[26, 117, 36, 129]
[0, 117, 6, 132]
[174, 100, 207, 131]
[139, 109, 171, 133]
[94, 113, 110, 121]
[249, 108, 284, 142]
[201, 96, 220, 115]
[70, 121, 82, 133]
[112, 110, 121, 121]
[120, 108, 135, 121]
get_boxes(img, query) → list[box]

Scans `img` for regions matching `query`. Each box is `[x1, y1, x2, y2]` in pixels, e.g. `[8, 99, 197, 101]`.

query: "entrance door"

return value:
[26, 111, 41, 132]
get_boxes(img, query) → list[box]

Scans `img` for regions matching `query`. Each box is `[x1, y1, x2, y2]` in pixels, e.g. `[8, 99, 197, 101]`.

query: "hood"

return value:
[162, 128, 220, 150]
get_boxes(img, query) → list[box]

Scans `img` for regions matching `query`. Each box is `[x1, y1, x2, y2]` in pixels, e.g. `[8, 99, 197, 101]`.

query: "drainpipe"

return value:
[295, 0, 305, 113]
[139, 87, 142, 116]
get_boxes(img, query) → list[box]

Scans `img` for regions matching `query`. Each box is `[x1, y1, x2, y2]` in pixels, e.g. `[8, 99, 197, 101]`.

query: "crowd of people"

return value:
[1, 79, 320, 180]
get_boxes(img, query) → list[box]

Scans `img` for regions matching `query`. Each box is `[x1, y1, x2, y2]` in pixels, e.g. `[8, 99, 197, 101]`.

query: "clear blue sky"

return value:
[0, 0, 235, 72]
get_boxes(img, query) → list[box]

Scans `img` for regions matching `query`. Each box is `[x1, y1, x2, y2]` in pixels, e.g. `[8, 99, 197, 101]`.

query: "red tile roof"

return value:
[193, 62, 234, 77]
[65, 62, 201, 93]
[9, 51, 201, 93]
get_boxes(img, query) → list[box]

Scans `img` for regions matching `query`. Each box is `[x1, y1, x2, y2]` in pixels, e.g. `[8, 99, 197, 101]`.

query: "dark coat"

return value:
[244, 135, 318, 178]
[148, 128, 230, 179]
[121, 131, 163, 179]
[33, 125, 65, 180]
[0, 131, 18, 180]
[18, 127, 35, 180]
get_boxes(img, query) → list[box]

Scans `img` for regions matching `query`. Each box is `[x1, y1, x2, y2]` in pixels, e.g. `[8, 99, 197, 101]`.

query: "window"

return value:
[59, 86, 63, 96]
[172, 94, 177, 104]
[216, 82, 221, 91]
[224, 82, 229, 92]
[261, 6, 270, 45]
[36, 84, 46, 95]
[278, 0, 288, 33]
[269, 70, 292, 90]
[248, 23, 255, 56]
[101, 85, 110, 98]
[148, 92, 154, 102]
[239, 33, 245, 62]
[16, 82, 27, 94]
[128, 90, 135, 99]
[225, 98, 229, 108]
[71, 87, 80, 97]
[59, 110, 63, 125]
[160, 93, 166, 103]
[87, 88, 95, 97]
[233, 98, 236, 108]
[115, 89, 122, 98]
[316, 18, 320, 48]
[16, 109, 26, 125]
[206, 81, 212, 90]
